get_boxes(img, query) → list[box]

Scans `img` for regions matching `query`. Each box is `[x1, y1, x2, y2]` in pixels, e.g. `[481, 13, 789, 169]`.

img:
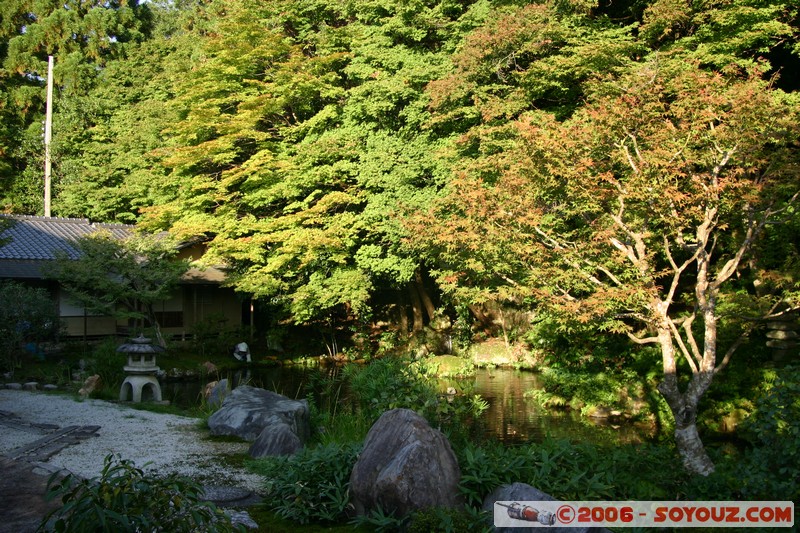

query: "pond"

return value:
[161, 365, 653, 447]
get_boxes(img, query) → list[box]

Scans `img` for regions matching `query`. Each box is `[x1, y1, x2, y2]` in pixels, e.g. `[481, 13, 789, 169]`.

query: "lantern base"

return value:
[120, 375, 162, 403]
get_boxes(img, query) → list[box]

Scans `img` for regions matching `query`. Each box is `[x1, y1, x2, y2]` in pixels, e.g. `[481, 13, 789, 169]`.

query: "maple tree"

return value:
[415, 57, 800, 473]
[138, 0, 480, 329]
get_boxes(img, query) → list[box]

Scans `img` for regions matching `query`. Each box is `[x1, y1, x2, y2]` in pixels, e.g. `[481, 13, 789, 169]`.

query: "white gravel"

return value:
[0, 389, 264, 493]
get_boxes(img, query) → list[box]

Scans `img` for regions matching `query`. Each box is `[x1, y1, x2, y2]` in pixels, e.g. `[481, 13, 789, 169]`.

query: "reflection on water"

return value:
[466, 369, 651, 445]
[162, 365, 652, 446]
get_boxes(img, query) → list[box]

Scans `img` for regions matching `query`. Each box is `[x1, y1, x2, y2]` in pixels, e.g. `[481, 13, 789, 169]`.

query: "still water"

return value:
[162, 366, 651, 446]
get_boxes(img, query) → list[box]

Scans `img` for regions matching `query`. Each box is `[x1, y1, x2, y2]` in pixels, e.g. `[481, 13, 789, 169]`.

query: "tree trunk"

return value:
[674, 423, 714, 475]
[397, 299, 409, 336]
[655, 319, 716, 476]
[407, 282, 424, 333]
[145, 304, 166, 347]
[414, 271, 436, 323]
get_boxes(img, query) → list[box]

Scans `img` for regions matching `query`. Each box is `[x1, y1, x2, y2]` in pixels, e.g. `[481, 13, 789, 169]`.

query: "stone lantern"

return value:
[118, 334, 164, 402]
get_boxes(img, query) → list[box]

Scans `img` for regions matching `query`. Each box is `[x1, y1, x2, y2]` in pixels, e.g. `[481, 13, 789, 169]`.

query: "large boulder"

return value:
[350, 408, 461, 518]
[483, 483, 611, 533]
[207, 385, 310, 443]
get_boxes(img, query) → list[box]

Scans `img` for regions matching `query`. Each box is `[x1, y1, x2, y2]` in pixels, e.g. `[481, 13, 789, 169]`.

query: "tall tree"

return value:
[414, 58, 800, 474]
[0, 0, 152, 214]
[142, 0, 482, 331]
[410, 0, 800, 474]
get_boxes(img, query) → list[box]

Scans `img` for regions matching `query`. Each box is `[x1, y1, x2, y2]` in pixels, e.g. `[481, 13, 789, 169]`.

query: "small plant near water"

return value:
[343, 357, 488, 440]
[39, 454, 242, 532]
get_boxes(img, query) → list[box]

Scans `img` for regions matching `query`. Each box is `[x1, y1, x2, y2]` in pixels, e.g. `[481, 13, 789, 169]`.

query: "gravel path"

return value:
[0, 389, 264, 493]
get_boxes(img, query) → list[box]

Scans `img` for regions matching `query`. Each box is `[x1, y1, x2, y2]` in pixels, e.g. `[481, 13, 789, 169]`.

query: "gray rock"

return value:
[23, 382, 39, 391]
[6, 383, 22, 390]
[201, 485, 261, 507]
[249, 418, 303, 458]
[225, 510, 259, 529]
[43, 384, 59, 391]
[350, 408, 461, 518]
[483, 483, 611, 533]
[207, 385, 309, 442]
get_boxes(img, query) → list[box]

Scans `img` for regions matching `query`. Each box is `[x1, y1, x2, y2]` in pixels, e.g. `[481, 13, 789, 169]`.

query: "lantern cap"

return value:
[117, 334, 165, 354]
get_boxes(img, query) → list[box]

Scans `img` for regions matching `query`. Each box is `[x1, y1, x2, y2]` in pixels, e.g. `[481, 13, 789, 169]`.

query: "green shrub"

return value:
[458, 438, 691, 508]
[343, 357, 488, 441]
[527, 366, 662, 419]
[727, 365, 800, 501]
[190, 312, 243, 359]
[0, 280, 62, 372]
[83, 338, 126, 398]
[407, 506, 490, 533]
[251, 442, 361, 525]
[349, 505, 408, 532]
[39, 454, 241, 532]
[344, 357, 433, 421]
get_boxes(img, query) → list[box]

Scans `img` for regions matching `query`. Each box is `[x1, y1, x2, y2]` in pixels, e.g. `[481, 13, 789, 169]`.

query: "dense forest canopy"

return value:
[2, 0, 796, 321]
[1, 0, 799, 472]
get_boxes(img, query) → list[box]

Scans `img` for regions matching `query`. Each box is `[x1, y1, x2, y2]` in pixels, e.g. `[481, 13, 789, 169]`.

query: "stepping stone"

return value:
[9, 425, 101, 462]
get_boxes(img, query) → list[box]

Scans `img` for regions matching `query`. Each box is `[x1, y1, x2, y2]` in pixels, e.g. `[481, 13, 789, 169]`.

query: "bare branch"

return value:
[533, 226, 614, 287]
[668, 315, 700, 374]
[627, 332, 659, 344]
[710, 145, 737, 189]
[681, 313, 703, 368]
[663, 237, 701, 308]
[617, 133, 641, 175]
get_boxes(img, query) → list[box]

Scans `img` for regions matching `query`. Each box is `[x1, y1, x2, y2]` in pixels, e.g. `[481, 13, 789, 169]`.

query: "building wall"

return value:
[161, 285, 243, 340]
[57, 284, 243, 339]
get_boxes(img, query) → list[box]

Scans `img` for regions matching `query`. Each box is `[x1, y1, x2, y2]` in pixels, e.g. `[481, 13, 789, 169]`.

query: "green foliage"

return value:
[39, 453, 241, 533]
[348, 504, 489, 533]
[0, 280, 62, 371]
[343, 357, 488, 439]
[44, 231, 189, 345]
[305, 367, 374, 445]
[731, 365, 800, 500]
[250, 442, 361, 525]
[344, 357, 434, 420]
[528, 367, 661, 419]
[408, 506, 490, 533]
[458, 438, 691, 508]
[80, 338, 126, 399]
[190, 312, 244, 359]
[349, 505, 408, 532]
[0, 0, 154, 214]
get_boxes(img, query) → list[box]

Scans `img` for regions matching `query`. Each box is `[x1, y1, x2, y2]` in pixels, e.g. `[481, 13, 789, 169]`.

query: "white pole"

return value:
[44, 55, 54, 217]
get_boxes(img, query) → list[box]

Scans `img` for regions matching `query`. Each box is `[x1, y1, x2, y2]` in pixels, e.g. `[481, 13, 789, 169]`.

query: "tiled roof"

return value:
[0, 215, 227, 284]
[0, 215, 133, 278]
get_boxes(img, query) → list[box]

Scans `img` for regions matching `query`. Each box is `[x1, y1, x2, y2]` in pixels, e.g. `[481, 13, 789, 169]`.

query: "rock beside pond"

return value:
[207, 385, 310, 444]
[248, 416, 303, 457]
[350, 408, 461, 518]
[483, 482, 611, 533]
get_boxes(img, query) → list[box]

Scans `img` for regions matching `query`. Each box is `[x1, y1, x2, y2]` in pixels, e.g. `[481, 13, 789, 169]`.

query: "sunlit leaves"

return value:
[417, 57, 800, 334]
